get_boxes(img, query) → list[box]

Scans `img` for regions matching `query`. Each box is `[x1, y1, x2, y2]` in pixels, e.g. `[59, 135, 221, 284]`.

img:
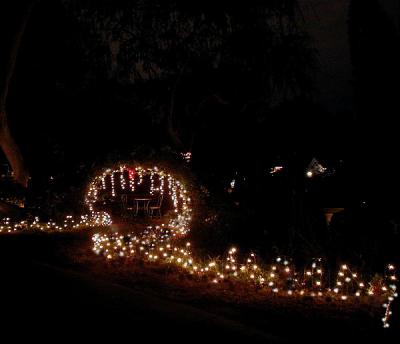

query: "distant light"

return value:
[181, 152, 192, 163]
[270, 166, 283, 175]
[306, 158, 328, 177]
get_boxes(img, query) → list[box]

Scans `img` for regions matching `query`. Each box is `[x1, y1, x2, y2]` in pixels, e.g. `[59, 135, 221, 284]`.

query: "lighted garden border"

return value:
[0, 212, 111, 233]
[92, 233, 398, 329]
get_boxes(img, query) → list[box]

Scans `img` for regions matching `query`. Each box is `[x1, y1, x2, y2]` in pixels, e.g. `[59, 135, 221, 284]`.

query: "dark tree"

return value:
[348, 0, 400, 214]
[0, 1, 35, 188]
[0, 1, 37, 215]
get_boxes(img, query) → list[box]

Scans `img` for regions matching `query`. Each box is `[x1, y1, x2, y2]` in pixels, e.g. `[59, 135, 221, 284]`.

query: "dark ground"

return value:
[0, 231, 398, 343]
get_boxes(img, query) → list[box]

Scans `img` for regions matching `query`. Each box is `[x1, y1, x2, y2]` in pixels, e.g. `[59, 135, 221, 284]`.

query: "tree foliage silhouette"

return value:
[61, 0, 317, 151]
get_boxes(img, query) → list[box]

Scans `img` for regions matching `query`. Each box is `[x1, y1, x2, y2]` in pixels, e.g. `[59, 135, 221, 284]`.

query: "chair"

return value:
[121, 194, 135, 218]
[149, 194, 163, 218]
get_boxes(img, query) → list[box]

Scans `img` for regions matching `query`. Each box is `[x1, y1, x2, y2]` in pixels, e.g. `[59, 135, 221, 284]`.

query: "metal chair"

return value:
[149, 194, 163, 218]
[121, 194, 135, 218]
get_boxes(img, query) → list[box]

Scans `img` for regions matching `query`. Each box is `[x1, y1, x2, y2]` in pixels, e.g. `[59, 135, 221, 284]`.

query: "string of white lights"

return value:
[0, 212, 111, 233]
[92, 230, 397, 318]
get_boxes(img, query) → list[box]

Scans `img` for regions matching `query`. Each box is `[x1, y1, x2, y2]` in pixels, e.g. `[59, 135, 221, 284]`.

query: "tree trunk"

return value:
[0, 1, 35, 188]
[166, 69, 186, 151]
[0, 109, 29, 187]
